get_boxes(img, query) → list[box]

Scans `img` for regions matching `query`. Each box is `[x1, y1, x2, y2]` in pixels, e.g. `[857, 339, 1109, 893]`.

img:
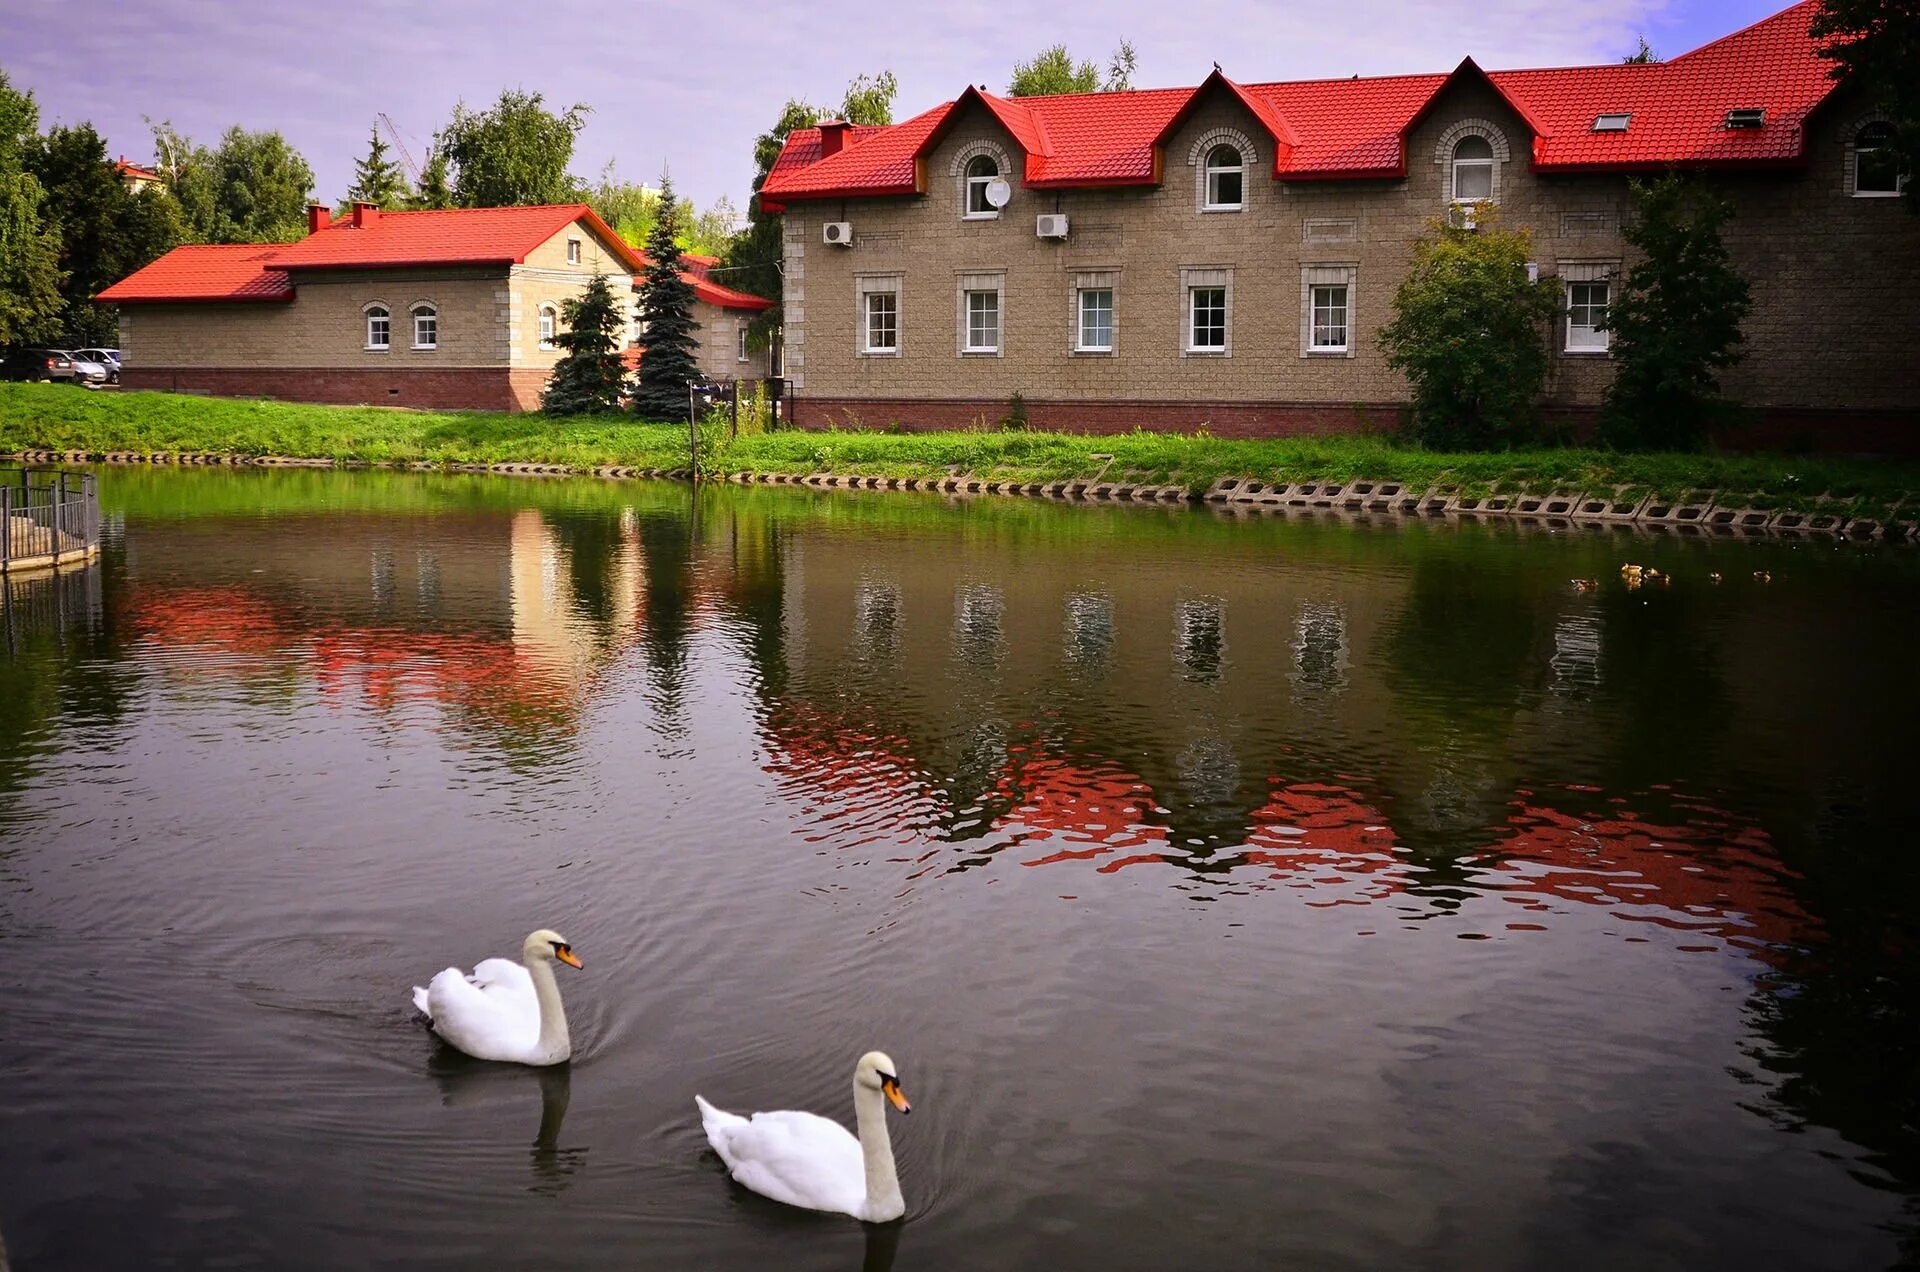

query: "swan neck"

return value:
[524, 953, 570, 1062]
[853, 1079, 902, 1220]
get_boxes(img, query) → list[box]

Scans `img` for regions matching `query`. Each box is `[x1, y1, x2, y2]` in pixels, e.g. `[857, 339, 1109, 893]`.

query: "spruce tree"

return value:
[345, 125, 408, 210]
[540, 273, 630, 416]
[1599, 175, 1752, 451]
[630, 172, 701, 420]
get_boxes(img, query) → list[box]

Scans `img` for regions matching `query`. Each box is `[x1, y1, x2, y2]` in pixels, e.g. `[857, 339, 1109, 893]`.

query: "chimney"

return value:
[307, 203, 331, 235]
[817, 119, 851, 158]
[352, 200, 380, 228]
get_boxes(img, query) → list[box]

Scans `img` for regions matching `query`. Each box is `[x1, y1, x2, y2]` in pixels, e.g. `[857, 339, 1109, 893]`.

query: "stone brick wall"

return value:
[782, 79, 1920, 443]
[119, 366, 528, 412]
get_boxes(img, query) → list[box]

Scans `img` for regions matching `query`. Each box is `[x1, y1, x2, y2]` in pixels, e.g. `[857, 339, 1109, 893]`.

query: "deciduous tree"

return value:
[148, 120, 314, 243]
[1378, 207, 1562, 449]
[440, 90, 588, 208]
[1008, 42, 1140, 96]
[630, 172, 701, 420]
[541, 273, 629, 416]
[1599, 174, 1752, 451]
[1813, 0, 1918, 209]
[0, 71, 64, 346]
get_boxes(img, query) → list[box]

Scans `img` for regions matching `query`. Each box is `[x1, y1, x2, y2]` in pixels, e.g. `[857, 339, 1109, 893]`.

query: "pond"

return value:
[2, 468, 1917, 1270]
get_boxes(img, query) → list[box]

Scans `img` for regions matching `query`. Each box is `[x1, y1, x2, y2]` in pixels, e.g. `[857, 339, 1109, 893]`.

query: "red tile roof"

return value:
[268, 204, 644, 272]
[96, 245, 293, 304]
[761, 0, 1837, 201]
[115, 157, 161, 183]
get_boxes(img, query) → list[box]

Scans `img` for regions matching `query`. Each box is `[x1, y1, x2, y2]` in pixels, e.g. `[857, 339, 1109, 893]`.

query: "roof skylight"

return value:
[1592, 113, 1632, 132]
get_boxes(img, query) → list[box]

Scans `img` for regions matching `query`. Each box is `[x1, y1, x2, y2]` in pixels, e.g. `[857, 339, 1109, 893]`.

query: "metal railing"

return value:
[1, 469, 101, 573]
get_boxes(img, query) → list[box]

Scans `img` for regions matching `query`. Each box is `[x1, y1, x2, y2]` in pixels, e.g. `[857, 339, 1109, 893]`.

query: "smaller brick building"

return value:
[98, 203, 772, 412]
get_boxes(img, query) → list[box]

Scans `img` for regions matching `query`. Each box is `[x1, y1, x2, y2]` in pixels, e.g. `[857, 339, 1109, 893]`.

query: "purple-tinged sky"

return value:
[3, 0, 1783, 217]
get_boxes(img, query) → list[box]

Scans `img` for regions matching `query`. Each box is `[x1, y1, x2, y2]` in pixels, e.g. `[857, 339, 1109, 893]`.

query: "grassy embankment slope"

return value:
[3, 383, 1916, 515]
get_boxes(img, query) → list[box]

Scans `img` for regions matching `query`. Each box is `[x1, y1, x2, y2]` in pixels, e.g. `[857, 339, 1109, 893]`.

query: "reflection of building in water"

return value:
[852, 577, 900, 660]
[507, 509, 645, 690]
[1549, 610, 1603, 697]
[1174, 597, 1225, 683]
[1291, 601, 1348, 696]
[953, 583, 1004, 668]
[1063, 591, 1113, 670]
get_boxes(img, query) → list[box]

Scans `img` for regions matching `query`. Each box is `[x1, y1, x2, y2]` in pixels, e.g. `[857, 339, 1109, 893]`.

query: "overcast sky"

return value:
[4, 0, 1782, 216]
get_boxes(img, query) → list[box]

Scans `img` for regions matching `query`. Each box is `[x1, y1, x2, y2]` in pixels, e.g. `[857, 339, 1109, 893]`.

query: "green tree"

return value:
[722, 73, 899, 355]
[1598, 174, 1753, 451]
[1008, 42, 1139, 96]
[1623, 35, 1661, 63]
[541, 273, 630, 415]
[344, 124, 409, 210]
[410, 144, 455, 210]
[631, 172, 701, 420]
[441, 90, 588, 208]
[1378, 207, 1562, 449]
[28, 122, 187, 345]
[148, 121, 314, 243]
[1813, 0, 1919, 208]
[0, 71, 64, 346]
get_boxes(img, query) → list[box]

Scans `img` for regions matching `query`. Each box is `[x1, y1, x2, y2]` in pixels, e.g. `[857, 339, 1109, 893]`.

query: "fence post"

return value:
[2, 483, 10, 573]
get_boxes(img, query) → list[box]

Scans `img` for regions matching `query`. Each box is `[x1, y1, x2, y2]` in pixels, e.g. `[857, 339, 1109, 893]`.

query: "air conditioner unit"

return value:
[821, 221, 854, 247]
[1453, 204, 1480, 231]
[1035, 213, 1069, 239]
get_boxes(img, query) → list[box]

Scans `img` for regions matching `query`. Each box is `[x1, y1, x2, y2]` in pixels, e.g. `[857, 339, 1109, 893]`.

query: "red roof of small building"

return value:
[115, 157, 161, 183]
[96, 244, 294, 304]
[761, 0, 1837, 201]
[268, 204, 644, 272]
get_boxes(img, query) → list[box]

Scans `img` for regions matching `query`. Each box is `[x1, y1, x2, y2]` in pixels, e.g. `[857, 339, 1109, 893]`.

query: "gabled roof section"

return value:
[268, 204, 645, 272]
[758, 0, 1840, 199]
[96, 245, 292, 304]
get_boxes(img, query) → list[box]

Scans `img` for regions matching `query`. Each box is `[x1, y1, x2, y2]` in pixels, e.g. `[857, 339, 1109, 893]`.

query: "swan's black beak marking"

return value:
[881, 1073, 911, 1114]
[551, 941, 583, 969]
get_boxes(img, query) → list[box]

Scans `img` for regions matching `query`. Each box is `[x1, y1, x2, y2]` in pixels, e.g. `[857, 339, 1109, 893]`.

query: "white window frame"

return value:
[1076, 286, 1114, 353]
[1181, 267, 1231, 356]
[538, 303, 558, 351]
[866, 292, 898, 353]
[964, 154, 1000, 219]
[1452, 136, 1495, 203]
[736, 324, 751, 362]
[1310, 284, 1350, 353]
[1853, 121, 1908, 198]
[363, 303, 391, 352]
[410, 303, 438, 351]
[855, 273, 903, 357]
[1565, 278, 1612, 353]
[566, 237, 582, 264]
[1203, 145, 1245, 211]
[963, 288, 1001, 354]
[1299, 264, 1358, 358]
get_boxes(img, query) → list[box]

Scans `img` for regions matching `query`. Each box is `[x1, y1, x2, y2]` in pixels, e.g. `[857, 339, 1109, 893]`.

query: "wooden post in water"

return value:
[687, 384, 699, 485]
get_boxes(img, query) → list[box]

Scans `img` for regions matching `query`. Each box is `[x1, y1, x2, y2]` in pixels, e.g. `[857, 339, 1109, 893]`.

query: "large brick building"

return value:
[761, 1, 1919, 449]
[98, 204, 773, 412]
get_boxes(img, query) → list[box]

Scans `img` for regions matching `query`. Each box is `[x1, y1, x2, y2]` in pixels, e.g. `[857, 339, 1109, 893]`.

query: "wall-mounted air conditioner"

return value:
[1036, 213, 1069, 239]
[822, 222, 854, 246]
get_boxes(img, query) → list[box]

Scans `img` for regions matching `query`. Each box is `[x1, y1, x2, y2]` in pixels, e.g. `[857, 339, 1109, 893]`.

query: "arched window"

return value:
[538, 303, 559, 350]
[1452, 135, 1494, 202]
[1204, 145, 1244, 209]
[1855, 121, 1906, 196]
[965, 154, 999, 217]
[411, 302, 437, 350]
[364, 304, 390, 351]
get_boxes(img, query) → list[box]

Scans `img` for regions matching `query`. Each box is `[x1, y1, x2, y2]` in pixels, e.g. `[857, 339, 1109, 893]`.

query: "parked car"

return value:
[1, 348, 78, 382]
[57, 351, 111, 387]
[74, 347, 121, 383]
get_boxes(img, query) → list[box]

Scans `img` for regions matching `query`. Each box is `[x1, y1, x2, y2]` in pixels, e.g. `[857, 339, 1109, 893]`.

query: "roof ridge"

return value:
[1669, 0, 1819, 63]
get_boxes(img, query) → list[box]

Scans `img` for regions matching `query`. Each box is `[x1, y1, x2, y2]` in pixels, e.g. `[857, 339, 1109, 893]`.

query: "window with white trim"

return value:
[964, 154, 999, 218]
[1452, 135, 1494, 202]
[566, 238, 582, 265]
[1077, 287, 1113, 352]
[411, 303, 437, 350]
[364, 304, 390, 350]
[964, 288, 1000, 353]
[1203, 145, 1244, 210]
[1566, 279, 1611, 352]
[737, 324, 751, 362]
[1189, 287, 1226, 351]
[865, 291, 898, 353]
[1310, 285, 1350, 352]
[1854, 121, 1907, 197]
[538, 303, 558, 351]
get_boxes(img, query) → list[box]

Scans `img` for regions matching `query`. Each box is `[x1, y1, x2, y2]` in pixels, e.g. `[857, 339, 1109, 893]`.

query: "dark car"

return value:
[1, 348, 80, 382]
[74, 347, 121, 384]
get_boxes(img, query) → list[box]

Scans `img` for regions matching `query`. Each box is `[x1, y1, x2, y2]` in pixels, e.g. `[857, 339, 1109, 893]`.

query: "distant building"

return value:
[97, 203, 772, 411]
[114, 156, 162, 193]
[760, 0, 1920, 450]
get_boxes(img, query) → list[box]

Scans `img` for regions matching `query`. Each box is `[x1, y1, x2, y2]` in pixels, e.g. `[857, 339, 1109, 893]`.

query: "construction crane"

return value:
[378, 112, 423, 184]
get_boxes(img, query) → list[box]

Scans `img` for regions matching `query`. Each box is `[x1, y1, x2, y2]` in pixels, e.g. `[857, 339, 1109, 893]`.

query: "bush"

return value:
[1378, 206, 1562, 450]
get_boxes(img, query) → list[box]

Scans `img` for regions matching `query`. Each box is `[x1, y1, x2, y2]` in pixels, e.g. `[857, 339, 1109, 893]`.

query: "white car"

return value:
[57, 351, 110, 387]
[74, 347, 121, 383]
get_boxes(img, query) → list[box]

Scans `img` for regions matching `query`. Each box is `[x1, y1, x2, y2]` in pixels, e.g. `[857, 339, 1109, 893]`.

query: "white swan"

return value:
[410, 929, 582, 1066]
[696, 1051, 913, 1223]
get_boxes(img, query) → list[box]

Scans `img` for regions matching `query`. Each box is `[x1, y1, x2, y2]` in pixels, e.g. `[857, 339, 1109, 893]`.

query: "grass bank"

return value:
[4, 383, 1916, 515]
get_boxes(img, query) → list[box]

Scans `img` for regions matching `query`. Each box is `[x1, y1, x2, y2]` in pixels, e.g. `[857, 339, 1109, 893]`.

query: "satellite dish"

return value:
[984, 179, 1012, 209]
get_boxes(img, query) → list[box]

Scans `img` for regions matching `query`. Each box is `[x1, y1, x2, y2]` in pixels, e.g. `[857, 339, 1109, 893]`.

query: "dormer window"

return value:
[1593, 113, 1632, 133]
[1203, 145, 1244, 210]
[964, 155, 999, 218]
[1452, 135, 1494, 202]
[566, 238, 582, 265]
[1725, 108, 1766, 130]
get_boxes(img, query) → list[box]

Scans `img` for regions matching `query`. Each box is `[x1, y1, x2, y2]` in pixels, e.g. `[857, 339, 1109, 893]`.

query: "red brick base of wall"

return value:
[794, 396, 1920, 456]
[121, 367, 552, 413]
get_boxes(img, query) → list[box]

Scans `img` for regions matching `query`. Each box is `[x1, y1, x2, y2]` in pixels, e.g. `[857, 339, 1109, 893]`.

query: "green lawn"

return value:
[3, 383, 1916, 515]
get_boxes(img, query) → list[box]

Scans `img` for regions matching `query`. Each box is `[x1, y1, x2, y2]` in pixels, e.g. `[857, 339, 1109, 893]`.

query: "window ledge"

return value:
[859, 349, 900, 358]
[364, 345, 390, 353]
[960, 348, 1001, 356]
[1200, 205, 1244, 214]
[1305, 349, 1349, 358]
[411, 345, 438, 352]
[1183, 348, 1229, 357]
[1852, 190, 1905, 199]
[1071, 347, 1115, 357]
[960, 212, 1000, 222]
[1562, 348, 1612, 357]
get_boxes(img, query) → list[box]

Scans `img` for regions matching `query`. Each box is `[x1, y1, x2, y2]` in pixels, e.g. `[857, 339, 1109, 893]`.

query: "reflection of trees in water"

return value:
[635, 511, 696, 727]
[545, 507, 628, 631]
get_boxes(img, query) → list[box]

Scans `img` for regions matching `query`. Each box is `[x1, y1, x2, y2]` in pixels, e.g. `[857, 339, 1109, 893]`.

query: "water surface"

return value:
[2, 469, 1917, 1270]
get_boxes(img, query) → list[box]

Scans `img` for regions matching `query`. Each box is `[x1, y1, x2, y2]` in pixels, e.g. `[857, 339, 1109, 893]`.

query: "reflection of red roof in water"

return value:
[760, 703, 937, 850]
[997, 751, 1169, 867]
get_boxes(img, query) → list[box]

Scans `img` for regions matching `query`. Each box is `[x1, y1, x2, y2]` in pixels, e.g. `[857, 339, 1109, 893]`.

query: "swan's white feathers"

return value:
[409, 935, 570, 1065]
[696, 1098, 868, 1216]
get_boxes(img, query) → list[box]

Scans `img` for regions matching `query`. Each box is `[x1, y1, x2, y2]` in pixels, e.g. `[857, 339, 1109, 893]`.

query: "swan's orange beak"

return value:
[556, 946, 583, 969]
[882, 1076, 911, 1114]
